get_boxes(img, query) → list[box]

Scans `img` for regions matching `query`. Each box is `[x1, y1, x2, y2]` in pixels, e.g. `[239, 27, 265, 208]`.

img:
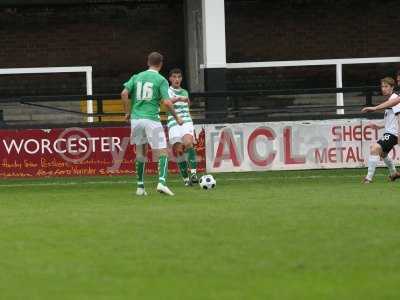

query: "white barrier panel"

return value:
[205, 119, 399, 172]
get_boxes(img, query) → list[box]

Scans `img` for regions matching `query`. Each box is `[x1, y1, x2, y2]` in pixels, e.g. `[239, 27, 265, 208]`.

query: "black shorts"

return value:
[377, 133, 398, 153]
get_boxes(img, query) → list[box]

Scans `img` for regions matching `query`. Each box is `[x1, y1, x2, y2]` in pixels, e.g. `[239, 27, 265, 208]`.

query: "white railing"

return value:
[0, 66, 94, 122]
[226, 57, 400, 114]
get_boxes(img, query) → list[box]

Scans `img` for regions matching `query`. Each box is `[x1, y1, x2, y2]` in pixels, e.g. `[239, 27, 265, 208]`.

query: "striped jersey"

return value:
[167, 87, 192, 128]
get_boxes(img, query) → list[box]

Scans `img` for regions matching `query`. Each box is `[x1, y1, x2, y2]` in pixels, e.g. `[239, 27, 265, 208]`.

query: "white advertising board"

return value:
[205, 119, 398, 172]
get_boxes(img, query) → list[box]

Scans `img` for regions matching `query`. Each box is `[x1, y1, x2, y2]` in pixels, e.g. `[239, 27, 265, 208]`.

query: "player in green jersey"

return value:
[167, 68, 198, 186]
[121, 52, 183, 196]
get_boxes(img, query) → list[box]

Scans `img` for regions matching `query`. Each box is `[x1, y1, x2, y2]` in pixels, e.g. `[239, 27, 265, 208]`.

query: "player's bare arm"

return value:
[178, 96, 189, 102]
[164, 99, 183, 125]
[171, 96, 189, 104]
[121, 88, 131, 121]
[362, 95, 400, 113]
[370, 123, 384, 130]
[183, 96, 191, 105]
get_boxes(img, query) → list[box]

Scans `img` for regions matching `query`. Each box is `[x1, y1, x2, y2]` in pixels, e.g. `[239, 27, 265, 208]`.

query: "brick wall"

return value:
[225, 0, 400, 89]
[1, 0, 400, 96]
[0, 2, 185, 96]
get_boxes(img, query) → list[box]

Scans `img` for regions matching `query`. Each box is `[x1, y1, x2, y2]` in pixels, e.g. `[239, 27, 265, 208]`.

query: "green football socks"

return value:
[158, 155, 168, 184]
[177, 160, 189, 179]
[186, 147, 197, 172]
[136, 160, 145, 188]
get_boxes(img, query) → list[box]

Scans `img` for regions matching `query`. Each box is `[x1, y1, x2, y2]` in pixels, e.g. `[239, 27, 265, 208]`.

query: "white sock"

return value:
[383, 156, 397, 175]
[366, 155, 380, 181]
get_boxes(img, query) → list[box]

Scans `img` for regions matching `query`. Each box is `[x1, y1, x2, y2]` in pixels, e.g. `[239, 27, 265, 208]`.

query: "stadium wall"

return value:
[1, 0, 400, 96]
[0, 2, 185, 96]
[225, 0, 400, 90]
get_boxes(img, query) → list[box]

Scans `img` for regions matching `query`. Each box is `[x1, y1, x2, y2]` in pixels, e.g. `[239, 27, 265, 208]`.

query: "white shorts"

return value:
[130, 119, 167, 149]
[168, 122, 194, 145]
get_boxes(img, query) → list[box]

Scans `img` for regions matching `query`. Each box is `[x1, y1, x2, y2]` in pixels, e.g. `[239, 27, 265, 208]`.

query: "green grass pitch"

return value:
[0, 168, 400, 300]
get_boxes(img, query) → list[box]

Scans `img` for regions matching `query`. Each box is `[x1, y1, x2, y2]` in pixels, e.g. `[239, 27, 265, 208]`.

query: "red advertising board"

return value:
[0, 126, 205, 178]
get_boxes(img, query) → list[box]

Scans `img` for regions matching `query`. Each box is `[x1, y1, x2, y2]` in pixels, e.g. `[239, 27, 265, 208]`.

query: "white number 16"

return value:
[136, 81, 154, 101]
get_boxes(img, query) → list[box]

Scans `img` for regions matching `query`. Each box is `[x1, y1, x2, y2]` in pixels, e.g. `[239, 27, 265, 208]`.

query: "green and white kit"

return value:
[167, 86, 194, 145]
[124, 69, 170, 149]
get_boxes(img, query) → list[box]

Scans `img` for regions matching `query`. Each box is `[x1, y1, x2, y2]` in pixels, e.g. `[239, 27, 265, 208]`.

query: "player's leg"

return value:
[169, 124, 190, 186]
[153, 147, 174, 195]
[174, 142, 190, 186]
[135, 144, 148, 196]
[365, 142, 383, 183]
[381, 152, 400, 180]
[146, 120, 174, 195]
[379, 134, 400, 181]
[131, 119, 148, 196]
[182, 123, 198, 184]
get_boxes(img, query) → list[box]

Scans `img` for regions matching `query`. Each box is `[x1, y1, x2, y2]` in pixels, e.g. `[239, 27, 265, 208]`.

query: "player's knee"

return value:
[136, 156, 146, 163]
[158, 148, 169, 157]
[183, 135, 194, 149]
[173, 143, 184, 156]
[369, 144, 374, 152]
[184, 141, 193, 149]
[173, 142, 182, 150]
[135, 146, 146, 161]
[370, 144, 381, 154]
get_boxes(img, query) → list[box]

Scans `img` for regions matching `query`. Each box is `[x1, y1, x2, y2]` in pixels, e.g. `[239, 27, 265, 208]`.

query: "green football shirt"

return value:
[167, 87, 192, 128]
[123, 69, 170, 121]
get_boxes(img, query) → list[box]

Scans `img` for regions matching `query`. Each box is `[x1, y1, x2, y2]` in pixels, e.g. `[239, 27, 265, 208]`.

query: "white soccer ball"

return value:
[199, 174, 216, 190]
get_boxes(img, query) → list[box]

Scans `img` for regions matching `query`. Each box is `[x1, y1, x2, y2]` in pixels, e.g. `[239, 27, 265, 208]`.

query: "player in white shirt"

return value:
[361, 71, 400, 112]
[362, 77, 400, 183]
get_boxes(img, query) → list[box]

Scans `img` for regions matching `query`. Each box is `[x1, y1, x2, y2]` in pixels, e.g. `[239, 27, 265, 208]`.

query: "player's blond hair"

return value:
[381, 77, 395, 87]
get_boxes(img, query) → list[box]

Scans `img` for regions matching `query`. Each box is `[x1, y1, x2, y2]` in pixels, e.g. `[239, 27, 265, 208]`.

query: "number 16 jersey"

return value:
[123, 69, 170, 121]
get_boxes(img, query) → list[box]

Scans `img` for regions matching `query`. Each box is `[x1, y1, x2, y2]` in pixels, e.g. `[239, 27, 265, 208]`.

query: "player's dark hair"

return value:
[381, 77, 395, 87]
[169, 68, 183, 77]
[148, 52, 163, 66]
